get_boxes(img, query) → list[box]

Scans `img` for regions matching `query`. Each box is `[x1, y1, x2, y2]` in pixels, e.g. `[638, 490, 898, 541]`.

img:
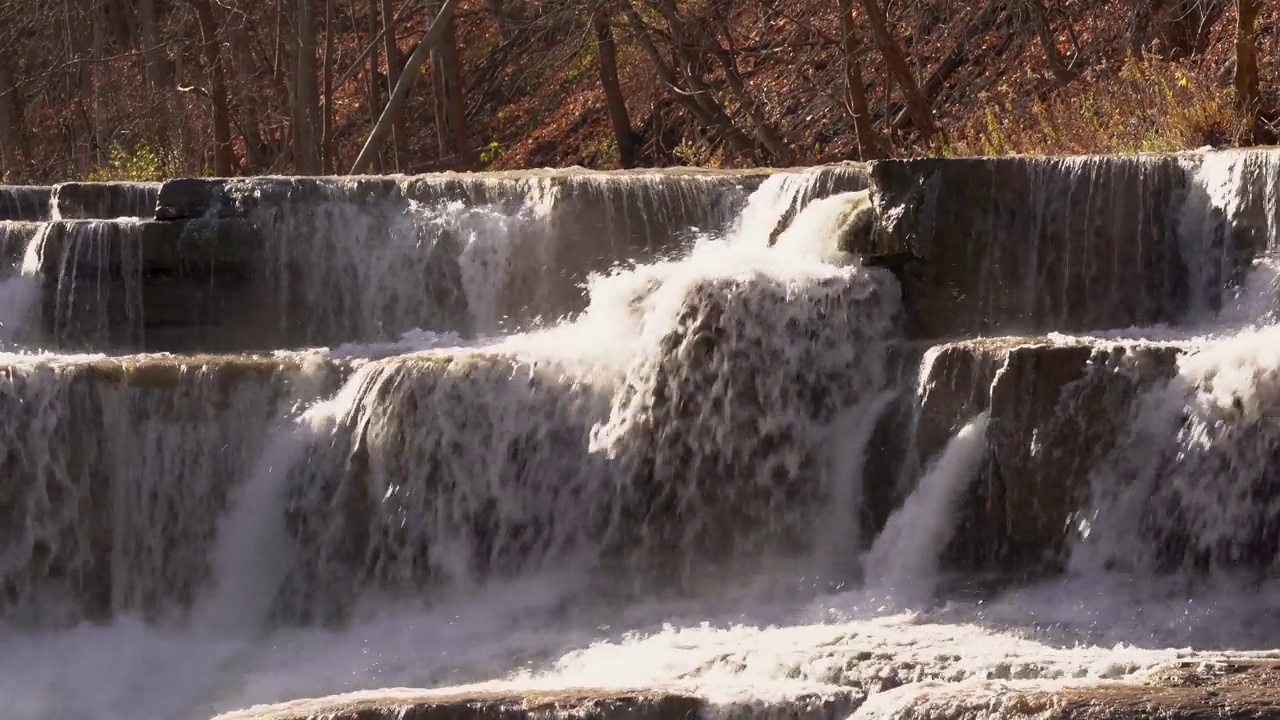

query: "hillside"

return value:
[0, 0, 1275, 183]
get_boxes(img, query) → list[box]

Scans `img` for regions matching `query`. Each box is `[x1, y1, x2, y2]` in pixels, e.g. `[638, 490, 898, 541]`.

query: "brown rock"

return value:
[0, 353, 353, 625]
[987, 341, 1183, 567]
[213, 689, 704, 720]
[897, 660, 1280, 720]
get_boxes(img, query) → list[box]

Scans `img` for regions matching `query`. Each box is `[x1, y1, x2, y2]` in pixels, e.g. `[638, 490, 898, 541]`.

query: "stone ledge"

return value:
[213, 688, 704, 720]
[210, 661, 1280, 720]
[29, 218, 258, 276]
[0, 185, 51, 221]
[864, 155, 1193, 339]
[50, 181, 159, 219]
[909, 336, 1188, 572]
[895, 660, 1280, 720]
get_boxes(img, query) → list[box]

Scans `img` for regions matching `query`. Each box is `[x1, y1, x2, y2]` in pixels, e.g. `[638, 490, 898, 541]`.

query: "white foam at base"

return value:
[11, 580, 1275, 720]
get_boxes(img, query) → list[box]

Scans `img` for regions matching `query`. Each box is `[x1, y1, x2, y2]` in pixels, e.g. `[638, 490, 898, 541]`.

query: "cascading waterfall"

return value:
[1071, 260, 1280, 576]
[3, 154, 1280, 720]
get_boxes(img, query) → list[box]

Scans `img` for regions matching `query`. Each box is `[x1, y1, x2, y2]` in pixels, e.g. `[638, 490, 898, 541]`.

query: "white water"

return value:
[2, 156, 1280, 720]
[0, 224, 49, 344]
[864, 413, 989, 607]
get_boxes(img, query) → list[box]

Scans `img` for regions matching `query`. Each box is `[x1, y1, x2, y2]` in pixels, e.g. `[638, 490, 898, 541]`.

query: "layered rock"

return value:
[213, 689, 707, 720]
[281, 265, 902, 618]
[862, 660, 1280, 720]
[151, 169, 787, 348]
[0, 220, 40, 272]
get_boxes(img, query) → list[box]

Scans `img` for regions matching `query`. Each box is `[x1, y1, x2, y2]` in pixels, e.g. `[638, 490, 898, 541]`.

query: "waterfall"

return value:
[863, 412, 989, 605]
[3, 151, 1280, 720]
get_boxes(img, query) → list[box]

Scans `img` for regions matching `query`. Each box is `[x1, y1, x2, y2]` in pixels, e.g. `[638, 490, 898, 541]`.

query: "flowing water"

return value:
[0, 157, 1277, 720]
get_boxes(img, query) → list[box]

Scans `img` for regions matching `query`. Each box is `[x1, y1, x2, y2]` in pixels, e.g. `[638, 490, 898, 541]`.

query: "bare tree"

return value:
[837, 0, 885, 159]
[0, 60, 26, 179]
[294, 0, 322, 174]
[1233, 0, 1263, 142]
[187, 0, 236, 176]
[859, 0, 938, 142]
[430, 0, 472, 167]
[594, 14, 636, 167]
[351, 0, 461, 174]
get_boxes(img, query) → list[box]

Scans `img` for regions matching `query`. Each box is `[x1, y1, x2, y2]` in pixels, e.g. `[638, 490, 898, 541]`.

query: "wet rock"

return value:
[213, 689, 706, 720]
[911, 337, 1185, 573]
[51, 181, 159, 219]
[279, 351, 611, 623]
[988, 341, 1183, 568]
[25, 219, 266, 353]
[604, 271, 901, 585]
[0, 185, 51, 221]
[211, 660, 1280, 720]
[866, 156, 1191, 339]
[155, 178, 230, 220]
[762, 163, 870, 245]
[825, 190, 876, 255]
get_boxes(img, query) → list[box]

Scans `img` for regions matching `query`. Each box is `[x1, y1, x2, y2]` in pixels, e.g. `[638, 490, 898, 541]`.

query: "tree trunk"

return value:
[381, 0, 408, 169]
[350, 0, 461, 174]
[189, 0, 236, 176]
[91, 2, 106, 168]
[137, 0, 169, 89]
[430, 0, 471, 167]
[109, 0, 137, 49]
[1025, 0, 1075, 84]
[322, 0, 335, 173]
[366, 0, 384, 171]
[837, 0, 884, 159]
[859, 0, 937, 141]
[230, 23, 271, 172]
[294, 0, 321, 174]
[1234, 0, 1262, 142]
[621, 2, 756, 160]
[594, 16, 636, 168]
[0, 61, 26, 180]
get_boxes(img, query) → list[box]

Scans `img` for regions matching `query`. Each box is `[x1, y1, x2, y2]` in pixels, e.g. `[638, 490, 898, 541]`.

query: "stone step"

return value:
[16, 167, 873, 354]
[900, 335, 1190, 573]
[50, 181, 160, 219]
[0, 185, 50, 221]
[212, 689, 711, 720]
[862, 148, 1280, 340]
[0, 352, 355, 625]
[211, 660, 1280, 720]
[0, 220, 41, 270]
[15, 218, 263, 353]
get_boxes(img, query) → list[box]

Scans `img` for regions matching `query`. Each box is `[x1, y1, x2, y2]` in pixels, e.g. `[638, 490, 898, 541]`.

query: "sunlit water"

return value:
[1, 158, 1278, 720]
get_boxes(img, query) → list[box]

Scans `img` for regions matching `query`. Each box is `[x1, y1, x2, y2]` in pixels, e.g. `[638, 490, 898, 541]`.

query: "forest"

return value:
[0, 0, 1274, 183]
